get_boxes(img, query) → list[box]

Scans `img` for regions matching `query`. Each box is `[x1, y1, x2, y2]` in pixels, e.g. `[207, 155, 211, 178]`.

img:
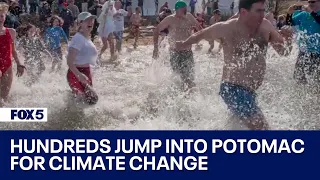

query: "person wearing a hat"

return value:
[66, 12, 99, 105]
[153, 0, 201, 92]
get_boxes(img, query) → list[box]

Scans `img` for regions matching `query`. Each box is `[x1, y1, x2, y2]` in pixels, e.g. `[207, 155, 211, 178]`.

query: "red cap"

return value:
[63, 2, 68, 7]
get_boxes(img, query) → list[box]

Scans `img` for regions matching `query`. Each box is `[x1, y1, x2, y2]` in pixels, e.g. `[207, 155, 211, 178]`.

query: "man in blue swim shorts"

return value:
[176, 0, 294, 130]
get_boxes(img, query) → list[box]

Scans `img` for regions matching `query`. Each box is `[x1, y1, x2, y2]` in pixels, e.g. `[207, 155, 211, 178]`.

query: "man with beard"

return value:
[175, 0, 293, 130]
[153, 0, 200, 92]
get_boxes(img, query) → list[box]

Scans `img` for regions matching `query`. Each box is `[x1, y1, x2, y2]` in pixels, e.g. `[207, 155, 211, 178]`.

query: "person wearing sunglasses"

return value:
[286, 0, 320, 85]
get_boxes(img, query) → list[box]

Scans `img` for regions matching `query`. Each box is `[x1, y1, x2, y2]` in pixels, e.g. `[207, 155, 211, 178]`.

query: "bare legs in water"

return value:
[99, 34, 116, 62]
[0, 66, 13, 107]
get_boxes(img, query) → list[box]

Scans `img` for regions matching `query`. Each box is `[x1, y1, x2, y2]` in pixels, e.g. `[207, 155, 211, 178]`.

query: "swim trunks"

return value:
[0, 28, 12, 75]
[219, 82, 260, 119]
[67, 67, 92, 96]
[169, 50, 195, 85]
[293, 52, 320, 83]
[130, 25, 140, 37]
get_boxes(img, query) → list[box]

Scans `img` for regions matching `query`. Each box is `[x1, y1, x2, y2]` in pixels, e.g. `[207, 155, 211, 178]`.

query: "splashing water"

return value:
[1, 40, 320, 130]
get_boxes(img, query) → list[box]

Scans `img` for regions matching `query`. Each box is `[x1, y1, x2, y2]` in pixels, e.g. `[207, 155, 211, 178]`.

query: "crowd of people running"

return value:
[0, 0, 320, 131]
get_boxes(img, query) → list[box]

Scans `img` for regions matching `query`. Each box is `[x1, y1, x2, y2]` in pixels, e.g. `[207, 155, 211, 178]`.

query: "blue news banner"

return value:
[0, 131, 319, 180]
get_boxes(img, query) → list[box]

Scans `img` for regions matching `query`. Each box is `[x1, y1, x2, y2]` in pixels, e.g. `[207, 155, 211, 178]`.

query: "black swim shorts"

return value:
[169, 50, 195, 85]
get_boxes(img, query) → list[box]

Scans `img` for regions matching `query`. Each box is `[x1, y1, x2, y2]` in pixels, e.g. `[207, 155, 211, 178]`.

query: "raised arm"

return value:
[177, 22, 225, 48]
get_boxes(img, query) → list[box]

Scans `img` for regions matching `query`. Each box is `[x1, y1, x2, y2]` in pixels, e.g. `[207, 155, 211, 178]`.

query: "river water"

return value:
[1, 40, 319, 130]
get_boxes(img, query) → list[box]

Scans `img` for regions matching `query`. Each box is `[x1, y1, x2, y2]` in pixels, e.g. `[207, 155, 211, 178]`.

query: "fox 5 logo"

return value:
[0, 108, 48, 122]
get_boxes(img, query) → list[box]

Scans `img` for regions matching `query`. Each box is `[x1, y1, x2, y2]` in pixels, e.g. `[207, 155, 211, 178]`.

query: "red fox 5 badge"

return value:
[0, 108, 48, 122]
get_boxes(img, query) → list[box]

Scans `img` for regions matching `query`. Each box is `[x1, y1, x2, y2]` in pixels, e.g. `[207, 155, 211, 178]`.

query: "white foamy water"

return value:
[1, 40, 320, 130]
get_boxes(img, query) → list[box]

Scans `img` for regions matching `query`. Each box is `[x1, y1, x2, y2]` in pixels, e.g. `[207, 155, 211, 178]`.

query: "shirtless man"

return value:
[0, 2, 24, 106]
[176, 0, 293, 130]
[126, 7, 142, 49]
[153, 0, 201, 91]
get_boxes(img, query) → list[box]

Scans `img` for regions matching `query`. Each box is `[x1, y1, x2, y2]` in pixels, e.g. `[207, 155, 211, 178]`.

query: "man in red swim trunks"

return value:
[0, 2, 25, 106]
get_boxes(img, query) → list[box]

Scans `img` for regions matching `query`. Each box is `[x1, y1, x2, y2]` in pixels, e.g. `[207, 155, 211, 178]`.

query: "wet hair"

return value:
[238, 0, 265, 11]
[0, 2, 9, 13]
[49, 15, 64, 27]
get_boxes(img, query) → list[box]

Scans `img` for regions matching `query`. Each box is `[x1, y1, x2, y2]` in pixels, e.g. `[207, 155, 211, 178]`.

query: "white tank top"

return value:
[68, 33, 98, 65]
